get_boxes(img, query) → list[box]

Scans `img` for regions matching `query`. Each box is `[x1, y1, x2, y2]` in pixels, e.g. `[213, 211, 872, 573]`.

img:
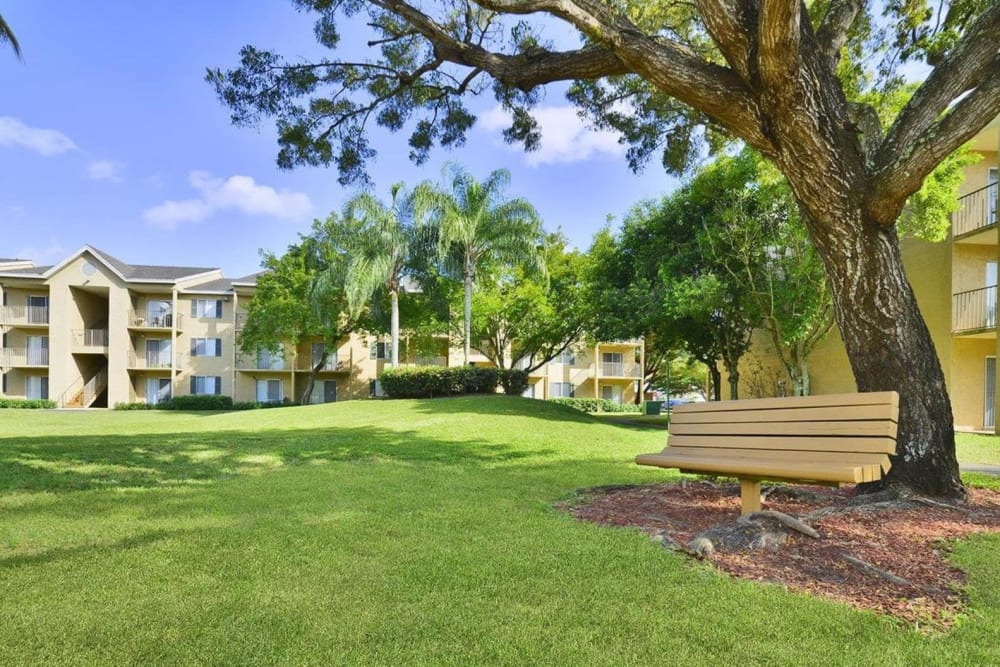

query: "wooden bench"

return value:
[635, 392, 899, 514]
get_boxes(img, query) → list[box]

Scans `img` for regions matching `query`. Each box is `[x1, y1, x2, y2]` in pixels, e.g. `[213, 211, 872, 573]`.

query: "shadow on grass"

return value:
[0, 529, 188, 569]
[0, 423, 556, 493]
[401, 395, 600, 423]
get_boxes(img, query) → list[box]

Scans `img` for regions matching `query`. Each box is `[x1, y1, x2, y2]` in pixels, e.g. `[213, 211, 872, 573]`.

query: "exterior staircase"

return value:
[61, 369, 108, 408]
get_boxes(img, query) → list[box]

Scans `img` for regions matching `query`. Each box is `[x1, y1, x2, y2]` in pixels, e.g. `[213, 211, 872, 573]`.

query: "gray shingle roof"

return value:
[0, 265, 49, 276]
[0, 258, 24, 263]
[183, 277, 234, 293]
[87, 246, 217, 282]
[232, 271, 265, 285]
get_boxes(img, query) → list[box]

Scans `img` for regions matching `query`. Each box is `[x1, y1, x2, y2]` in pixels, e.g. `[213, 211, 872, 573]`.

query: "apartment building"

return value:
[729, 114, 1000, 432]
[0, 246, 644, 407]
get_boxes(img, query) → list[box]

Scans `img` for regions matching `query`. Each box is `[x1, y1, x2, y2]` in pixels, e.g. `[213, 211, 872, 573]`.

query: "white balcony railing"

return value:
[127, 349, 173, 369]
[0, 304, 49, 325]
[953, 286, 997, 333]
[72, 329, 109, 350]
[237, 352, 291, 371]
[1, 347, 49, 367]
[600, 362, 641, 378]
[129, 310, 182, 330]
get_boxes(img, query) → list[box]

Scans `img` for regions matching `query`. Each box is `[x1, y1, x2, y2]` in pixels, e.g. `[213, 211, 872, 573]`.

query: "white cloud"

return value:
[142, 171, 313, 230]
[16, 241, 66, 264]
[86, 160, 124, 182]
[0, 116, 77, 155]
[479, 105, 625, 166]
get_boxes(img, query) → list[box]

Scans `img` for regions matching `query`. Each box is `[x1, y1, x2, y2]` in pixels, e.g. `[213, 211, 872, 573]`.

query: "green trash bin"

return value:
[644, 400, 663, 416]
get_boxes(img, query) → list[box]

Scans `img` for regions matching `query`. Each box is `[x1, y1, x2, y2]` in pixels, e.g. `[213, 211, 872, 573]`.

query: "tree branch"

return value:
[815, 0, 863, 69]
[694, 0, 754, 84]
[876, 3, 1000, 175]
[758, 0, 801, 92]
[871, 57, 1000, 225]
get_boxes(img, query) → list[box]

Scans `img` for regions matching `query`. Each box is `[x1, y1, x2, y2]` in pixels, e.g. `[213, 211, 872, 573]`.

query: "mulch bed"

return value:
[565, 480, 1000, 630]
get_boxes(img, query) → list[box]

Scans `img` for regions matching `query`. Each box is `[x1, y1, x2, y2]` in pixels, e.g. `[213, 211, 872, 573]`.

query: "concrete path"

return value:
[962, 464, 1000, 476]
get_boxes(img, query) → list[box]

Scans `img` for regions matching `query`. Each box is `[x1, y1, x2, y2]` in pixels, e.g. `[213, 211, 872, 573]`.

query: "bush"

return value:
[114, 402, 156, 411]
[232, 400, 297, 410]
[548, 397, 642, 413]
[158, 395, 234, 411]
[379, 366, 502, 399]
[0, 398, 56, 409]
[499, 369, 529, 396]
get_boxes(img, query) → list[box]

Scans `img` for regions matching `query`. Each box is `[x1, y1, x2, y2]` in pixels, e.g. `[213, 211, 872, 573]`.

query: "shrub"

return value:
[499, 369, 529, 396]
[114, 402, 156, 411]
[158, 395, 234, 411]
[232, 400, 296, 410]
[379, 366, 501, 399]
[548, 397, 641, 413]
[0, 398, 56, 409]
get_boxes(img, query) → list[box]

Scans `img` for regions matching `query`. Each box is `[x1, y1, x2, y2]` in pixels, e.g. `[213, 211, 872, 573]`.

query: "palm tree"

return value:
[0, 14, 22, 59]
[435, 164, 544, 364]
[342, 182, 433, 368]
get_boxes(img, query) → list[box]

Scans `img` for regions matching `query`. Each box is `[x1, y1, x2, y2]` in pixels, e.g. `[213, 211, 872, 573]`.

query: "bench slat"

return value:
[669, 420, 898, 438]
[673, 404, 897, 424]
[672, 391, 899, 414]
[635, 452, 868, 484]
[642, 451, 883, 483]
[666, 434, 897, 455]
[660, 446, 891, 473]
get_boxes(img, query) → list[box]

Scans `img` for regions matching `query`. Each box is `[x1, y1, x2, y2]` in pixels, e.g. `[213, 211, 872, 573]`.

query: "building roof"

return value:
[0, 245, 220, 284]
[231, 271, 265, 286]
[182, 277, 234, 293]
[0, 265, 50, 276]
[0, 258, 23, 263]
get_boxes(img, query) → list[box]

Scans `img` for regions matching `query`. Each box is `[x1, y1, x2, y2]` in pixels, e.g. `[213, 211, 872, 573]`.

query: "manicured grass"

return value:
[1, 397, 999, 664]
[956, 432, 1000, 466]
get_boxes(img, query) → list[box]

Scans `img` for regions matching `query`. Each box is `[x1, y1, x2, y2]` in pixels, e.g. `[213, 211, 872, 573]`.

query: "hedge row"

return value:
[379, 366, 529, 399]
[0, 398, 56, 409]
[114, 396, 296, 411]
[548, 398, 642, 413]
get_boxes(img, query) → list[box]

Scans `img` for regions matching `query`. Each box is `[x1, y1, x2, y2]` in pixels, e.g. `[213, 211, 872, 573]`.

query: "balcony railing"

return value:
[72, 329, 109, 351]
[127, 349, 173, 369]
[414, 356, 448, 367]
[600, 362, 641, 378]
[237, 352, 292, 371]
[953, 285, 997, 333]
[129, 310, 182, 330]
[1, 347, 49, 367]
[953, 182, 999, 237]
[296, 355, 346, 372]
[0, 304, 50, 326]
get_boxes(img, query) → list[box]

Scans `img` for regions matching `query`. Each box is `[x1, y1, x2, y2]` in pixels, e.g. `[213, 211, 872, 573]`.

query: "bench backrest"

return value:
[667, 392, 899, 471]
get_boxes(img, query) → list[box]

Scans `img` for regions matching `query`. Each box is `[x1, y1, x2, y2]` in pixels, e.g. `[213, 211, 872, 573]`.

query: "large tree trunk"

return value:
[803, 209, 965, 499]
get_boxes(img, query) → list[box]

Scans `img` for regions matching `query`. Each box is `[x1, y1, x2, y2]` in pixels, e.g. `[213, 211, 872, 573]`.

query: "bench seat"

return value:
[635, 391, 900, 514]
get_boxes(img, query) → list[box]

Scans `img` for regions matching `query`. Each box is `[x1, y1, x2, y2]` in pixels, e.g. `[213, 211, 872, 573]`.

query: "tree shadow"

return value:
[402, 395, 599, 423]
[0, 528, 189, 570]
[0, 423, 555, 494]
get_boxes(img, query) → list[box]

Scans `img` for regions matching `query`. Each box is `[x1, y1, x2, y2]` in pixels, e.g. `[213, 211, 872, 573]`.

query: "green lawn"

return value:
[1, 397, 999, 665]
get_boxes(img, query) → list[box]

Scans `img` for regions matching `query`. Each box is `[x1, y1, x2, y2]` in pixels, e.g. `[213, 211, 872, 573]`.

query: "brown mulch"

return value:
[565, 480, 1000, 629]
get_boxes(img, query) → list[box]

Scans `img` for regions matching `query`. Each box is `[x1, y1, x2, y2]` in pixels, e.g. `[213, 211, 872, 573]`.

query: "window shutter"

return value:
[191, 339, 197, 355]
[214, 377, 222, 395]
[191, 300, 197, 317]
[215, 300, 223, 319]
[190, 377, 196, 395]
[215, 339, 222, 357]
[370, 342, 377, 360]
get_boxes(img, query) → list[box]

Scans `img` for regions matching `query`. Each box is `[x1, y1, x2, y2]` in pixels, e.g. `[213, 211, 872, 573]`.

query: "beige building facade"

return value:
[0, 247, 643, 407]
[728, 115, 1000, 432]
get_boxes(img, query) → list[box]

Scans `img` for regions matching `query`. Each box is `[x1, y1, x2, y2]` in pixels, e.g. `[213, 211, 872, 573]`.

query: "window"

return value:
[146, 339, 172, 368]
[256, 379, 283, 403]
[256, 346, 285, 370]
[550, 382, 574, 398]
[146, 378, 171, 405]
[191, 338, 222, 357]
[2, 372, 6, 395]
[26, 336, 48, 365]
[370, 341, 390, 360]
[146, 300, 173, 327]
[370, 379, 385, 397]
[25, 375, 48, 400]
[191, 299, 223, 319]
[190, 376, 222, 395]
[312, 343, 338, 370]
[558, 349, 576, 365]
[27, 295, 49, 324]
[522, 383, 535, 399]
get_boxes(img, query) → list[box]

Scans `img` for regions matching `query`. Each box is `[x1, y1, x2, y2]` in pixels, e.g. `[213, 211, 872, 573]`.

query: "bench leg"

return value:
[740, 479, 762, 515]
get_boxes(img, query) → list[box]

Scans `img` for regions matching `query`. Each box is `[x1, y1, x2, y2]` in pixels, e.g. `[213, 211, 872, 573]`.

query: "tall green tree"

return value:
[469, 233, 587, 371]
[342, 182, 434, 368]
[0, 13, 21, 59]
[240, 215, 365, 404]
[209, 2, 1000, 497]
[434, 164, 544, 364]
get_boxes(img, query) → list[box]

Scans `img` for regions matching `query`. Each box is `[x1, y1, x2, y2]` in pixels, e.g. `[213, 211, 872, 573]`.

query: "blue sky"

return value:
[1, 2, 677, 278]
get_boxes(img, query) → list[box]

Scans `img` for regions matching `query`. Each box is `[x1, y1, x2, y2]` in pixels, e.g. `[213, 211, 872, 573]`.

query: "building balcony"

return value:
[295, 356, 348, 373]
[128, 310, 183, 331]
[72, 329, 109, 354]
[953, 286, 997, 334]
[599, 362, 642, 378]
[953, 183, 999, 239]
[414, 356, 447, 367]
[0, 347, 49, 368]
[127, 349, 174, 371]
[0, 305, 49, 327]
[237, 352, 293, 371]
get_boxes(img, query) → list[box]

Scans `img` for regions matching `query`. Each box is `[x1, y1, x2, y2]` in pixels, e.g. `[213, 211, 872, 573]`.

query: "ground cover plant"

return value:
[1, 397, 1000, 664]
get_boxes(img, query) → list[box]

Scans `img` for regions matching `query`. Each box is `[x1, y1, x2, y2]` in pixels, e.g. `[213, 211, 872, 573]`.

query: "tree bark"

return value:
[802, 209, 965, 499]
[463, 269, 473, 365]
